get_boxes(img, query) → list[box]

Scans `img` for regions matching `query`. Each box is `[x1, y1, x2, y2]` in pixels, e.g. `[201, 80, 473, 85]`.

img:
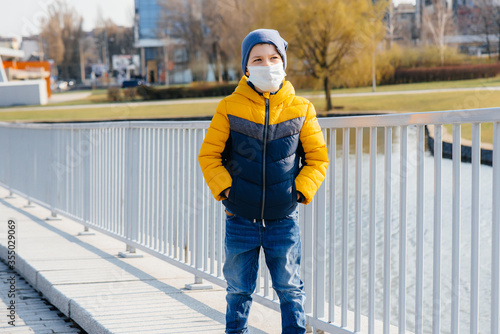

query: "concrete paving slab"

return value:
[0, 186, 282, 334]
[0, 261, 82, 334]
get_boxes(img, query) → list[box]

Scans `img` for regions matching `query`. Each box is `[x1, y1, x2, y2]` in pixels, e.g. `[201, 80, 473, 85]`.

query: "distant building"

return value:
[134, 0, 162, 83]
[0, 37, 20, 50]
[134, 0, 192, 84]
[134, 0, 222, 84]
[452, 0, 500, 55]
[0, 47, 49, 106]
[392, 3, 418, 46]
[20, 36, 43, 61]
[392, 0, 499, 55]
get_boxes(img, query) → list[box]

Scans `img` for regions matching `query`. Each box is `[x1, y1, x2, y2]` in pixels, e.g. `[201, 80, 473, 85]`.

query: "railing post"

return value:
[492, 121, 500, 334]
[314, 171, 326, 329]
[399, 125, 408, 334]
[120, 125, 142, 258]
[354, 127, 363, 332]
[451, 124, 461, 334]
[186, 128, 212, 290]
[5, 127, 16, 199]
[78, 128, 95, 236]
[415, 125, 425, 334]
[368, 126, 377, 334]
[470, 123, 481, 333]
[328, 128, 337, 325]
[433, 125, 442, 334]
[383, 126, 392, 334]
[46, 126, 61, 221]
[24, 133, 36, 208]
[341, 127, 349, 327]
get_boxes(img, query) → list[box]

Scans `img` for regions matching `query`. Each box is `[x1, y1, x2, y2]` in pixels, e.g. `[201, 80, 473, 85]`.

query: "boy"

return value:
[198, 29, 328, 333]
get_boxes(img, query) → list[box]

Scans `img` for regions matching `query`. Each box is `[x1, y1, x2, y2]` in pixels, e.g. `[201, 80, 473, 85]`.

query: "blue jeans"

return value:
[223, 210, 306, 334]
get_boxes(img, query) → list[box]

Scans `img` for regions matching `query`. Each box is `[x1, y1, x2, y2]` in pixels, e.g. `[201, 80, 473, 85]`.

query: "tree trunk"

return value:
[215, 42, 223, 83]
[498, 32, 500, 61]
[484, 16, 492, 61]
[324, 76, 332, 111]
[486, 34, 491, 61]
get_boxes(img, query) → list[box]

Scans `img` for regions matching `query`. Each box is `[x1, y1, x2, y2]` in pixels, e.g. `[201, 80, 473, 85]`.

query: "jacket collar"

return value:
[234, 76, 295, 107]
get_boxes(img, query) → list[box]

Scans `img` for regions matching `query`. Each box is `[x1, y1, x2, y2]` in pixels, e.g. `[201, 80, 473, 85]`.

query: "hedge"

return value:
[137, 83, 238, 100]
[385, 64, 500, 84]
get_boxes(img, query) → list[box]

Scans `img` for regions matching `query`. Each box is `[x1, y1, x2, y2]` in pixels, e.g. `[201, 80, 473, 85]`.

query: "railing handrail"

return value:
[2, 106, 499, 130]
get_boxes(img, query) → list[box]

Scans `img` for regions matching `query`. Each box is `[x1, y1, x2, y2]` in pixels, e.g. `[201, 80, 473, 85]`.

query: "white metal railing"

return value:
[0, 107, 499, 334]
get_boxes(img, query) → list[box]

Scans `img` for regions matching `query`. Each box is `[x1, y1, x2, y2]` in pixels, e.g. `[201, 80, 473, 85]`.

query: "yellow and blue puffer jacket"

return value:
[198, 76, 328, 220]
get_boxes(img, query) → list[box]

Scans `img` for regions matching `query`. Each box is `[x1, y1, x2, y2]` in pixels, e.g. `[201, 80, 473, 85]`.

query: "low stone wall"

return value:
[426, 125, 493, 166]
[0, 80, 48, 107]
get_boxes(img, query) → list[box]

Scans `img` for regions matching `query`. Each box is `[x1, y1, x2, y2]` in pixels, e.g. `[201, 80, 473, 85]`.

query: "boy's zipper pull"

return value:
[260, 98, 270, 220]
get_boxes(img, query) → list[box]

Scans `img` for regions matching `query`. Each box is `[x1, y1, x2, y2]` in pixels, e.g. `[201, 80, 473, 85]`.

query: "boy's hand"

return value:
[297, 191, 304, 203]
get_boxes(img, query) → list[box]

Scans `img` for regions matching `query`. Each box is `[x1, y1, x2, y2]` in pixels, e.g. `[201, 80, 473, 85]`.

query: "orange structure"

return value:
[2, 60, 52, 97]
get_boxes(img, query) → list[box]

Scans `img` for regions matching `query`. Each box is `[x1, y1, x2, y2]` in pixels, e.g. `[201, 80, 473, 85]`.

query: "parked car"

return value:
[121, 79, 146, 88]
[56, 81, 68, 91]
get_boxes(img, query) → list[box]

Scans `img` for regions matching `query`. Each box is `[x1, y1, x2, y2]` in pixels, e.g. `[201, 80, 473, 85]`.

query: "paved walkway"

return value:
[0, 261, 84, 333]
[0, 186, 282, 333]
[49, 92, 92, 104]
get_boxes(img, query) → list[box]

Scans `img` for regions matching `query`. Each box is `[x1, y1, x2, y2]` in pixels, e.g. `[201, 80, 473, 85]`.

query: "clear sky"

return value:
[0, 0, 416, 40]
[0, 0, 135, 39]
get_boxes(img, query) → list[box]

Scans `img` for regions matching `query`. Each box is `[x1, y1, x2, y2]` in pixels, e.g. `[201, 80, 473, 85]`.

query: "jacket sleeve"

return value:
[295, 102, 329, 205]
[198, 100, 232, 201]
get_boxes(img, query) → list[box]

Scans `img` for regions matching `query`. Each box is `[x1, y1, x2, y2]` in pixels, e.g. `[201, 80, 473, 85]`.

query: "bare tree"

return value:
[94, 18, 136, 71]
[387, 3, 395, 49]
[40, 0, 83, 81]
[159, 0, 208, 81]
[40, 15, 65, 64]
[263, 0, 388, 111]
[495, 4, 500, 60]
[158, 0, 255, 82]
[477, 0, 496, 60]
[422, 0, 455, 65]
[201, 0, 254, 81]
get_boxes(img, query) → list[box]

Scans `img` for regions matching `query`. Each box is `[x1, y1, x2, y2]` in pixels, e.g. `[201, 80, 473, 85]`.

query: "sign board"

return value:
[112, 55, 140, 71]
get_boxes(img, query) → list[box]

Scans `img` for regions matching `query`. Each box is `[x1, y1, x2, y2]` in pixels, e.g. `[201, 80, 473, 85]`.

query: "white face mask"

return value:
[247, 63, 286, 93]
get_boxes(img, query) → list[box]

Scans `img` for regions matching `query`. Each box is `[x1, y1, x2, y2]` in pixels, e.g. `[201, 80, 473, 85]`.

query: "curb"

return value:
[0, 243, 111, 334]
[425, 125, 493, 166]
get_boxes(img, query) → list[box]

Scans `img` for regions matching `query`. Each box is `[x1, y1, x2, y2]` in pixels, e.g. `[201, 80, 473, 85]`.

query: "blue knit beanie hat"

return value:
[241, 29, 288, 74]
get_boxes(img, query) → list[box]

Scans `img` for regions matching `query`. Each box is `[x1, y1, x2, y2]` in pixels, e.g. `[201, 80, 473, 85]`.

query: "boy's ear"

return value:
[245, 67, 249, 77]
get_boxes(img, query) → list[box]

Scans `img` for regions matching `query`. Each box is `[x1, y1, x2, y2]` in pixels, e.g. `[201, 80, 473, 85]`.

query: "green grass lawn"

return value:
[309, 89, 500, 114]
[0, 101, 219, 123]
[25, 76, 500, 109]
[443, 123, 495, 146]
[300, 76, 500, 95]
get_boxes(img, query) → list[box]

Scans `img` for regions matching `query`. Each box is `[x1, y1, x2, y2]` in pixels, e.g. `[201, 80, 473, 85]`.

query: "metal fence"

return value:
[0, 107, 499, 334]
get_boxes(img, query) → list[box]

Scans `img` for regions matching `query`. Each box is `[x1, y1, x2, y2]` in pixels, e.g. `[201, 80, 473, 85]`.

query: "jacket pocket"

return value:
[291, 175, 298, 204]
[225, 209, 237, 220]
[227, 176, 238, 203]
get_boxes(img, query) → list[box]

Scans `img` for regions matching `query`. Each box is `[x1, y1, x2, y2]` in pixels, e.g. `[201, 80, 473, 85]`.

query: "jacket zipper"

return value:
[260, 98, 270, 219]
